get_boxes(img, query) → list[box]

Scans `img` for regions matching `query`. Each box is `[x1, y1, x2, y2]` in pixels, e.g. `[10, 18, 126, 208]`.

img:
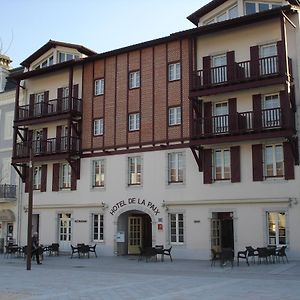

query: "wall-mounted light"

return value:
[100, 201, 108, 209]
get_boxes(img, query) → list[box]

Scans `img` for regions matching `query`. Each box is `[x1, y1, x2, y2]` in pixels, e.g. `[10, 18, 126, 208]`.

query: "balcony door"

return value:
[62, 87, 69, 112]
[61, 125, 69, 151]
[34, 93, 44, 116]
[211, 54, 227, 84]
[213, 102, 229, 134]
[262, 94, 280, 128]
[259, 44, 277, 75]
[58, 213, 72, 251]
[33, 129, 43, 154]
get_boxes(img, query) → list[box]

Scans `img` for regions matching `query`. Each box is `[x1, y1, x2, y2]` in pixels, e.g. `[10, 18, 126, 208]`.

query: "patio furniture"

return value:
[49, 243, 60, 256]
[276, 246, 288, 263]
[163, 246, 173, 262]
[237, 249, 249, 266]
[267, 246, 276, 264]
[246, 246, 258, 264]
[71, 245, 80, 258]
[138, 247, 158, 262]
[78, 244, 90, 258]
[257, 247, 269, 264]
[220, 248, 234, 268]
[154, 245, 164, 261]
[210, 249, 221, 267]
[88, 244, 97, 257]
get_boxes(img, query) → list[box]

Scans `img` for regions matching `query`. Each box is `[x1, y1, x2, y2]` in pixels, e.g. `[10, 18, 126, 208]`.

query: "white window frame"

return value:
[168, 106, 181, 126]
[262, 94, 280, 128]
[128, 113, 140, 131]
[211, 54, 227, 84]
[92, 214, 104, 242]
[33, 166, 42, 190]
[92, 160, 105, 188]
[93, 118, 104, 136]
[60, 163, 71, 189]
[33, 54, 54, 70]
[244, 2, 281, 15]
[264, 144, 284, 178]
[204, 4, 238, 25]
[128, 156, 142, 186]
[94, 79, 105, 96]
[213, 149, 231, 181]
[58, 52, 79, 63]
[168, 152, 184, 184]
[169, 213, 184, 244]
[4, 111, 14, 140]
[168, 62, 181, 81]
[213, 101, 229, 133]
[129, 71, 140, 89]
[266, 211, 287, 246]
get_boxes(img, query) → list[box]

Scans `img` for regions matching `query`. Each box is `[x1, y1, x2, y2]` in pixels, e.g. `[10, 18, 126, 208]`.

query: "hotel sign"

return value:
[109, 198, 160, 216]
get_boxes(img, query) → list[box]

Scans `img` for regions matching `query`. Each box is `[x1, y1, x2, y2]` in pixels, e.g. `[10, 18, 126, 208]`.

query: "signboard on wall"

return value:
[116, 231, 125, 243]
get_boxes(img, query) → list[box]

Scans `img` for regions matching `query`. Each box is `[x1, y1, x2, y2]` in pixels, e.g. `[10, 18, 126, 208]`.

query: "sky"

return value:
[0, 0, 209, 68]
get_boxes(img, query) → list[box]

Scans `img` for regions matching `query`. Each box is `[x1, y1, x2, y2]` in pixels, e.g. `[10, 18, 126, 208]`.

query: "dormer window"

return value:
[34, 55, 54, 70]
[244, 2, 281, 16]
[58, 52, 80, 63]
[204, 4, 238, 25]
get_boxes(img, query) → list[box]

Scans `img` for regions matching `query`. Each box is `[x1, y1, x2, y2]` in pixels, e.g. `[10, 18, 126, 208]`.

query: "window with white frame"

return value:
[211, 54, 227, 84]
[168, 62, 181, 81]
[93, 214, 104, 242]
[264, 144, 284, 178]
[60, 163, 71, 189]
[205, 4, 238, 24]
[262, 94, 280, 128]
[267, 211, 286, 246]
[129, 71, 140, 89]
[34, 54, 54, 70]
[168, 106, 181, 126]
[213, 102, 228, 133]
[259, 43, 277, 75]
[4, 111, 14, 140]
[94, 79, 105, 96]
[33, 166, 42, 190]
[244, 2, 281, 15]
[170, 213, 184, 244]
[92, 160, 105, 187]
[58, 52, 79, 63]
[128, 113, 140, 131]
[93, 118, 104, 136]
[128, 156, 142, 185]
[34, 93, 44, 116]
[214, 149, 231, 180]
[168, 152, 184, 184]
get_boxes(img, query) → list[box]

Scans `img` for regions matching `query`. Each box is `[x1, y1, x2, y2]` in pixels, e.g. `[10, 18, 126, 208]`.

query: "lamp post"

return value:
[26, 147, 33, 270]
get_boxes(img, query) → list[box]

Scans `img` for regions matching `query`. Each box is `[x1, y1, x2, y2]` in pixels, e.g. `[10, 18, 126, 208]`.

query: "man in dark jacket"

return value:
[32, 232, 42, 265]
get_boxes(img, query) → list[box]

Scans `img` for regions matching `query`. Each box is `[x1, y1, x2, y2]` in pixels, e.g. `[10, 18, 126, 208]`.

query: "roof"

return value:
[1, 67, 24, 92]
[20, 40, 97, 68]
[187, 0, 300, 25]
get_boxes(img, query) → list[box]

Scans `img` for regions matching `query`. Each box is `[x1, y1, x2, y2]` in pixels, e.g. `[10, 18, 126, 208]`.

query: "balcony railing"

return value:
[17, 97, 82, 121]
[193, 108, 292, 139]
[14, 136, 80, 159]
[191, 56, 285, 91]
[0, 184, 16, 199]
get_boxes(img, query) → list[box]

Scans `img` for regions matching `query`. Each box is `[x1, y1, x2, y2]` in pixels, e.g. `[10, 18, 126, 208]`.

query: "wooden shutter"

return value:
[42, 128, 48, 153]
[57, 88, 63, 112]
[52, 163, 60, 191]
[71, 164, 77, 191]
[277, 40, 285, 74]
[227, 51, 235, 81]
[252, 94, 262, 130]
[203, 56, 211, 85]
[73, 84, 79, 98]
[41, 164, 47, 192]
[230, 146, 240, 183]
[250, 45, 259, 78]
[203, 149, 212, 184]
[204, 102, 212, 135]
[228, 98, 237, 133]
[283, 142, 294, 180]
[43, 91, 49, 115]
[252, 144, 263, 181]
[29, 94, 35, 117]
[280, 90, 289, 128]
[56, 126, 62, 152]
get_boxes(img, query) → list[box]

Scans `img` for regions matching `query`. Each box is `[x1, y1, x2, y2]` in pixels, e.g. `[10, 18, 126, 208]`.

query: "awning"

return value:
[0, 209, 15, 222]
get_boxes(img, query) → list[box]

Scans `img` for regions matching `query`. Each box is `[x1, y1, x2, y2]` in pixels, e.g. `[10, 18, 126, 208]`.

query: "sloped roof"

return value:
[21, 40, 96, 68]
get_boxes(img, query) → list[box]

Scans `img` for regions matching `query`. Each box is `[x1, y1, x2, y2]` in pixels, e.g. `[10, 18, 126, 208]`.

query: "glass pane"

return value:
[245, 2, 256, 15]
[259, 3, 269, 12]
[228, 6, 238, 19]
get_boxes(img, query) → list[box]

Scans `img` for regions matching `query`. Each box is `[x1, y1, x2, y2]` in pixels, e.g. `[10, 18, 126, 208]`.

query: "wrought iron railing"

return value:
[0, 184, 16, 199]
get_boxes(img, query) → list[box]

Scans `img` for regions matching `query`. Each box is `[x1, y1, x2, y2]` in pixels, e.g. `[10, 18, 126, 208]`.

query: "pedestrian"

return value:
[31, 232, 42, 265]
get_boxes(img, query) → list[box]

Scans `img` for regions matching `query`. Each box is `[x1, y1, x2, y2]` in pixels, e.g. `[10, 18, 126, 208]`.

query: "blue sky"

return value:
[0, 0, 208, 68]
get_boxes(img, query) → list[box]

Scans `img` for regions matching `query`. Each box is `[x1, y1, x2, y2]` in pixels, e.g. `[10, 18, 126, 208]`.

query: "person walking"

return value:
[32, 232, 42, 265]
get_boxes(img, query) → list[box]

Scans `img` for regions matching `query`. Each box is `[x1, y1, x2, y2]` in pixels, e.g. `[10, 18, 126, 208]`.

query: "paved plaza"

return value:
[0, 253, 300, 300]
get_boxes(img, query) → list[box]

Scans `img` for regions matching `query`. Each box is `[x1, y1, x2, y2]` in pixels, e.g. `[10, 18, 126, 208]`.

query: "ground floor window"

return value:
[267, 211, 286, 246]
[169, 213, 184, 244]
[93, 214, 104, 242]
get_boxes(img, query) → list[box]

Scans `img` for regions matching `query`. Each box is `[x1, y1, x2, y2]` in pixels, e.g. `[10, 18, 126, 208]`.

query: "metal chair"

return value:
[276, 246, 288, 263]
[220, 248, 234, 268]
[246, 246, 258, 264]
[210, 249, 221, 267]
[237, 249, 249, 266]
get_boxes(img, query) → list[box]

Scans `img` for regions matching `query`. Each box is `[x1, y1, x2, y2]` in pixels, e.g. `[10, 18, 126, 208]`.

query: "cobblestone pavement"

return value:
[0, 254, 300, 300]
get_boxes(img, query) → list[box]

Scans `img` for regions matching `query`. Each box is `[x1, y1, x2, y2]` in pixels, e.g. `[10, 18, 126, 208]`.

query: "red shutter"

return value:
[204, 102, 212, 135]
[226, 51, 235, 81]
[52, 163, 60, 191]
[252, 144, 263, 181]
[230, 146, 240, 183]
[73, 84, 79, 98]
[277, 40, 285, 74]
[283, 142, 295, 180]
[203, 149, 212, 184]
[203, 56, 211, 85]
[29, 94, 35, 117]
[24, 166, 29, 193]
[71, 164, 77, 191]
[42, 128, 48, 153]
[250, 45, 259, 78]
[57, 88, 63, 112]
[228, 98, 237, 133]
[41, 164, 47, 192]
[252, 94, 262, 130]
[43, 91, 49, 115]
[280, 90, 289, 128]
[56, 126, 62, 152]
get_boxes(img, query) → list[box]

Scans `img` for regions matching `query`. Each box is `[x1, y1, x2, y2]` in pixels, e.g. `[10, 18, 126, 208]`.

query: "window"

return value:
[262, 94, 280, 128]
[128, 156, 142, 186]
[60, 163, 71, 189]
[34, 55, 54, 70]
[92, 160, 105, 187]
[129, 71, 140, 89]
[1, 158, 12, 184]
[33, 129, 43, 154]
[259, 43, 277, 75]
[168, 107, 181, 126]
[267, 212, 286, 246]
[245, 2, 282, 15]
[168, 152, 184, 184]
[264, 144, 284, 178]
[58, 52, 79, 63]
[170, 213, 184, 244]
[94, 79, 104, 96]
[204, 5, 238, 25]
[4, 111, 14, 140]
[33, 166, 42, 190]
[213, 102, 228, 133]
[214, 149, 231, 180]
[168, 63, 181, 81]
[93, 214, 104, 242]
[34, 93, 44, 116]
[93, 118, 104, 136]
[128, 113, 140, 131]
[211, 54, 227, 84]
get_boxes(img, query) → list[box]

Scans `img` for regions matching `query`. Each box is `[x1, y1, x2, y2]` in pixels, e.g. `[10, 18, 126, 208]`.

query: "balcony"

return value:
[192, 107, 294, 144]
[13, 136, 80, 161]
[0, 184, 16, 201]
[16, 97, 82, 124]
[191, 56, 291, 96]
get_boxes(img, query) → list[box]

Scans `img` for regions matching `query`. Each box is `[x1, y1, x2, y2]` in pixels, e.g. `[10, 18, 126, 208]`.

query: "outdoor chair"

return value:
[138, 247, 157, 262]
[220, 248, 234, 268]
[210, 249, 221, 267]
[70, 245, 79, 258]
[88, 244, 97, 257]
[163, 246, 173, 262]
[154, 245, 164, 261]
[276, 246, 288, 263]
[78, 244, 90, 258]
[237, 249, 249, 266]
[49, 243, 59, 256]
[246, 246, 258, 264]
[257, 247, 269, 264]
[267, 246, 276, 264]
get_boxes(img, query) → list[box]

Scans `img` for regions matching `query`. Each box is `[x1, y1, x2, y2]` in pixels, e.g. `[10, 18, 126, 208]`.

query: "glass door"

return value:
[211, 54, 227, 84]
[58, 213, 72, 251]
[262, 94, 280, 128]
[260, 44, 277, 75]
[213, 102, 229, 133]
[211, 218, 221, 252]
[128, 216, 142, 255]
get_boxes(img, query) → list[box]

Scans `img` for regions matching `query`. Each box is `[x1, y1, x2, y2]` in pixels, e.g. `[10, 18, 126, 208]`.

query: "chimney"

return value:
[0, 54, 12, 93]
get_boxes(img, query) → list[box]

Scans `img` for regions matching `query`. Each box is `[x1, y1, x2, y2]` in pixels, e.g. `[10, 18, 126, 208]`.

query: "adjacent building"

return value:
[11, 0, 300, 259]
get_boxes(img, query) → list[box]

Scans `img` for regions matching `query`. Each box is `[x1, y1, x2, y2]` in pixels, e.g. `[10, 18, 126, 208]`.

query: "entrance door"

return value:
[211, 218, 221, 252]
[58, 213, 71, 251]
[128, 216, 142, 254]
